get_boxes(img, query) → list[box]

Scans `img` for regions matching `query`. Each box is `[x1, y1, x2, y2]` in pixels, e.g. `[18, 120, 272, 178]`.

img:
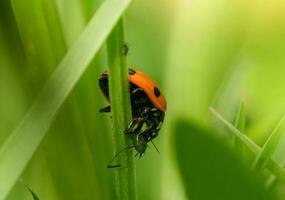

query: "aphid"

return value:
[99, 68, 167, 164]
[121, 43, 130, 56]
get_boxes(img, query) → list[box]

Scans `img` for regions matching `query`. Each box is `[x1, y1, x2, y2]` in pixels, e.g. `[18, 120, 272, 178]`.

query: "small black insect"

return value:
[121, 42, 130, 56]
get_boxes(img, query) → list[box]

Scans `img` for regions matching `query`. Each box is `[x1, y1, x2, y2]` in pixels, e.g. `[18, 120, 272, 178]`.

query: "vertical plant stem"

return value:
[106, 18, 137, 200]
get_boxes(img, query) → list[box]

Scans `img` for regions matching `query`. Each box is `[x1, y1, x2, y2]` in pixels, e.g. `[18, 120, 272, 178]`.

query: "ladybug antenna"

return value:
[150, 140, 160, 153]
[107, 146, 134, 168]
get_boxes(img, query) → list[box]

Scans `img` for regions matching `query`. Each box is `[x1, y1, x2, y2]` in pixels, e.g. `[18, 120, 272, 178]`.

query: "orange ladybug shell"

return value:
[101, 69, 167, 112]
[128, 69, 166, 112]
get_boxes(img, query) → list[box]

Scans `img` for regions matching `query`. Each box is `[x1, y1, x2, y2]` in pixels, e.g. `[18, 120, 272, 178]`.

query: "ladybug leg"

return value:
[131, 87, 146, 97]
[99, 105, 111, 113]
[124, 117, 145, 135]
[139, 123, 158, 142]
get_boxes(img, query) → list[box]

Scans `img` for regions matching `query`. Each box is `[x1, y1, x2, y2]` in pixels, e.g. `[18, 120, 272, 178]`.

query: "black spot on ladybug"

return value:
[128, 68, 136, 75]
[154, 87, 161, 97]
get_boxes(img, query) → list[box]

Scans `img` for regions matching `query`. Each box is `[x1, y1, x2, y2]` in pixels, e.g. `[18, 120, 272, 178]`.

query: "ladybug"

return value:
[99, 68, 167, 157]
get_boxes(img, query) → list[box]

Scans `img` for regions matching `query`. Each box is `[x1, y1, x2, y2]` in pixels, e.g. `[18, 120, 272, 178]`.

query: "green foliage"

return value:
[106, 18, 136, 200]
[252, 116, 285, 174]
[210, 108, 285, 183]
[0, 0, 132, 199]
[172, 120, 275, 200]
[1, 0, 285, 199]
[23, 184, 40, 200]
[234, 101, 246, 132]
[234, 100, 246, 153]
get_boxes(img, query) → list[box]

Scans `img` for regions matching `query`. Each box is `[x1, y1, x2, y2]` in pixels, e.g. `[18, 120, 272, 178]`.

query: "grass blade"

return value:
[106, 18, 137, 200]
[234, 100, 245, 131]
[252, 115, 285, 173]
[24, 184, 40, 200]
[0, 0, 132, 198]
[233, 100, 246, 152]
[266, 132, 285, 187]
[209, 107, 285, 184]
[173, 120, 275, 200]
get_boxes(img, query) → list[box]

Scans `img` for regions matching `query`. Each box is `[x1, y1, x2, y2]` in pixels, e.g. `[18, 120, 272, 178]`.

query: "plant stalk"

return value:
[106, 18, 137, 200]
[233, 100, 245, 154]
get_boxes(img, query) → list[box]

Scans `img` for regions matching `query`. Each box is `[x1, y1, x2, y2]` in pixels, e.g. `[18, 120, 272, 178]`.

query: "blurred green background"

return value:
[1, 0, 285, 199]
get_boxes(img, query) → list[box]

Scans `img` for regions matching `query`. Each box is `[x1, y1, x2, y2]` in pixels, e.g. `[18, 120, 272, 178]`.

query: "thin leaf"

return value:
[55, 0, 86, 47]
[233, 100, 246, 152]
[266, 129, 285, 187]
[106, 18, 136, 200]
[234, 100, 245, 131]
[252, 115, 285, 173]
[11, 0, 67, 82]
[209, 107, 285, 184]
[19, 179, 40, 200]
[24, 184, 40, 200]
[0, 0, 132, 198]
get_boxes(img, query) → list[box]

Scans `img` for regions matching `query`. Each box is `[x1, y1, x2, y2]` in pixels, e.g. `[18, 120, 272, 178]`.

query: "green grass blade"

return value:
[11, 0, 65, 75]
[23, 184, 40, 200]
[172, 120, 275, 200]
[233, 100, 246, 152]
[252, 115, 285, 173]
[209, 107, 285, 184]
[106, 18, 136, 200]
[234, 100, 245, 131]
[0, 0, 132, 198]
[266, 131, 285, 187]
[55, 0, 86, 47]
